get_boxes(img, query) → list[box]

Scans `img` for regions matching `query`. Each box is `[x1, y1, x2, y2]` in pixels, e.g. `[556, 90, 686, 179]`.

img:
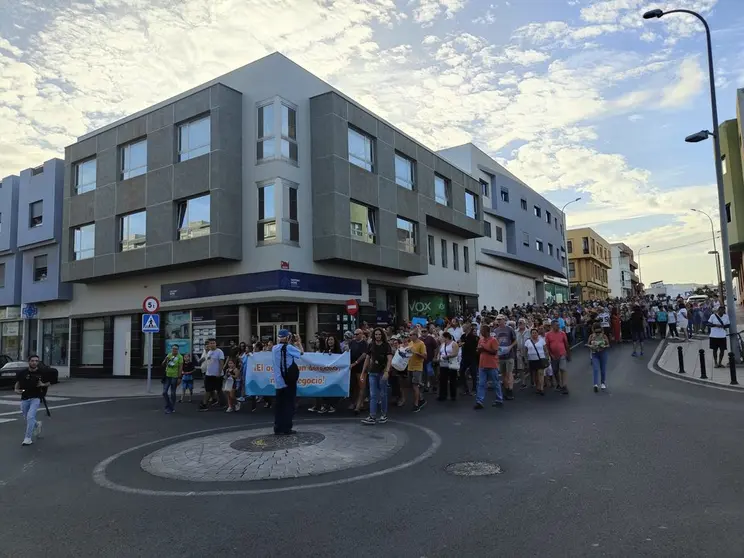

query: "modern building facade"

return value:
[721, 96, 744, 302]
[608, 242, 639, 298]
[566, 227, 612, 301]
[60, 53, 483, 378]
[438, 143, 567, 309]
[0, 159, 72, 372]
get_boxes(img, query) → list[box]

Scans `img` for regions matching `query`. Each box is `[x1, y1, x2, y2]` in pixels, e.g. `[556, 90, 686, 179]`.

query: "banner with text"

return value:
[244, 351, 350, 397]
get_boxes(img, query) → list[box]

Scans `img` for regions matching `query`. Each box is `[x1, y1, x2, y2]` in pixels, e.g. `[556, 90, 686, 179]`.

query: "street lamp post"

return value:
[644, 8, 739, 360]
[638, 245, 650, 289]
[691, 208, 723, 301]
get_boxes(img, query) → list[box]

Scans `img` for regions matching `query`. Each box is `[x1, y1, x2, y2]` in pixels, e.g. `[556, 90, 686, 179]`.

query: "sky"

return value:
[1, 0, 743, 286]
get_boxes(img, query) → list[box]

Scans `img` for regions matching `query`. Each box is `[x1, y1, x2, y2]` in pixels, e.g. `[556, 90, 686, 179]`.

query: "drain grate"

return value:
[445, 461, 503, 477]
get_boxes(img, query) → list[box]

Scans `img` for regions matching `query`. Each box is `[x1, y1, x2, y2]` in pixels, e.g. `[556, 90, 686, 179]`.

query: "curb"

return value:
[648, 339, 744, 393]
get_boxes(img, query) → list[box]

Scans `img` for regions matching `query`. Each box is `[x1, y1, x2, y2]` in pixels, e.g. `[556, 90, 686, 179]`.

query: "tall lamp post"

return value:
[638, 245, 650, 290]
[691, 207, 723, 301]
[561, 197, 581, 297]
[644, 8, 739, 360]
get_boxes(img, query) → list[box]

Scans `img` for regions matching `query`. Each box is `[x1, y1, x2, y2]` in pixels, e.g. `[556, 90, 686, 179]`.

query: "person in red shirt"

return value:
[474, 324, 503, 409]
[545, 319, 571, 395]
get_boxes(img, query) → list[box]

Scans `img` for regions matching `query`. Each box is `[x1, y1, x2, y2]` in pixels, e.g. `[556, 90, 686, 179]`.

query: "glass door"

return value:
[257, 323, 299, 344]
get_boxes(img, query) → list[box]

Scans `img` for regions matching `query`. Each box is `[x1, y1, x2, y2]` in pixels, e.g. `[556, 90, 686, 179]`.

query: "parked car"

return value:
[0, 356, 59, 389]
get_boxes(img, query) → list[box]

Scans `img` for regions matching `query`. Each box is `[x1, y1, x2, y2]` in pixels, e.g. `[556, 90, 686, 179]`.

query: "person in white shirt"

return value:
[677, 303, 690, 342]
[708, 306, 730, 368]
[525, 328, 548, 396]
[667, 307, 678, 338]
[199, 339, 225, 410]
[447, 319, 463, 344]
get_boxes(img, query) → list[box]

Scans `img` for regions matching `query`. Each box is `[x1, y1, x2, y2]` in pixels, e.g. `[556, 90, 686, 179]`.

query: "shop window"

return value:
[81, 318, 104, 365]
[42, 319, 69, 366]
[1, 321, 21, 360]
[165, 311, 192, 356]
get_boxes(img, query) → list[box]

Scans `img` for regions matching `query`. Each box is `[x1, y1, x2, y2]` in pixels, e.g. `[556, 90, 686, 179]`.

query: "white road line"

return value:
[0, 398, 116, 417]
[0, 395, 69, 402]
[0, 418, 17, 424]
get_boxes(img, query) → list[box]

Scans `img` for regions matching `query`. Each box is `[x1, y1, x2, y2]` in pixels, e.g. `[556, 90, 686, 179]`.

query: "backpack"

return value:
[280, 343, 300, 386]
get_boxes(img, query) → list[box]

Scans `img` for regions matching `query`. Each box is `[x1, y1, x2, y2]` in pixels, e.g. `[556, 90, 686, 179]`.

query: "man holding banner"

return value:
[271, 330, 304, 435]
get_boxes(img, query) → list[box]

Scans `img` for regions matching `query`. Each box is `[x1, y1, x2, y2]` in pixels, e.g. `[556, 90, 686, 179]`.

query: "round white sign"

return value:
[143, 296, 160, 313]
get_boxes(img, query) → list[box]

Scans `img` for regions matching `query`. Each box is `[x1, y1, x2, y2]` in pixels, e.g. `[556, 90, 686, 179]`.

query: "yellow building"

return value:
[566, 227, 612, 301]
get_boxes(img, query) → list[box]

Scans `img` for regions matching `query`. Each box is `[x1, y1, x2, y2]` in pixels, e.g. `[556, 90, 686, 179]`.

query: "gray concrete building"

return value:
[61, 53, 482, 378]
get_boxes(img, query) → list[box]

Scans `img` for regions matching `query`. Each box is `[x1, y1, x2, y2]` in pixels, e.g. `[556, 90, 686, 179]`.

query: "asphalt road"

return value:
[1, 342, 744, 558]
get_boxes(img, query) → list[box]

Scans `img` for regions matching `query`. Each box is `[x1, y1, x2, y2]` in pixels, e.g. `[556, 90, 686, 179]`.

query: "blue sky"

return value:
[1, 0, 742, 285]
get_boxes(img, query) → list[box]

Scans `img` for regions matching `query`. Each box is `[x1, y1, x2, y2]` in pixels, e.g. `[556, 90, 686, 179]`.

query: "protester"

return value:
[407, 330, 428, 412]
[361, 328, 393, 425]
[437, 331, 460, 401]
[588, 323, 610, 392]
[545, 319, 570, 395]
[474, 324, 503, 409]
[708, 305, 730, 368]
[525, 328, 548, 396]
[179, 353, 195, 403]
[161, 344, 183, 414]
[272, 329, 304, 435]
[492, 315, 517, 400]
[224, 358, 241, 413]
[199, 339, 225, 412]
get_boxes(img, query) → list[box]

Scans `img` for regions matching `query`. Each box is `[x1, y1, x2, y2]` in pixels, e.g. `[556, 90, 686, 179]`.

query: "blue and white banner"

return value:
[245, 351, 351, 397]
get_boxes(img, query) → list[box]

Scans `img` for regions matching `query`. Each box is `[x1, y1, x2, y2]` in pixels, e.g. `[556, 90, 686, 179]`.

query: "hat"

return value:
[278, 329, 291, 339]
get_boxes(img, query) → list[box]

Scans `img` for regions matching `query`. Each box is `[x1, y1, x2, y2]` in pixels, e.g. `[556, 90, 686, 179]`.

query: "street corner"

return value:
[92, 419, 441, 496]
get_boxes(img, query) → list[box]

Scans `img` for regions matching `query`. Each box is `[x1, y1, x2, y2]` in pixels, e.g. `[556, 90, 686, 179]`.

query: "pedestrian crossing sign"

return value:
[141, 313, 160, 333]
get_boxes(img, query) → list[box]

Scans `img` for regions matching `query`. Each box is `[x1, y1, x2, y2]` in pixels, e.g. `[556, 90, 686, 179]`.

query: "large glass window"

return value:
[395, 152, 415, 190]
[348, 127, 374, 172]
[464, 245, 470, 273]
[435, 174, 450, 206]
[178, 116, 211, 162]
[33, 255, 48, 282]
[81, 318, 104, 365]
[496, 225, 503, 242]
[121, 139, 147, 180]
[0, 263, 5, 288]
[165, 311, 192, 356]
[177, 194, 211, 240]
[350, 201, 376, 244]
[73, 223, 95, 260]
[396, 217, 416, 253]
[465, 191, 478, 219]
[74, 158, 97, 194]
[120, 211, 146, 251]
[480, 179, 489, 198]
[288, 186, 299, 243]
[30, 201, 43, 227]
[258, 183, 276, 242]
[441, 238, 447, 268]
[1, 321, 21, 360]
[42, 319, 69, 366]
[257, 103, 275, 161]
[281, 104, 298, 163]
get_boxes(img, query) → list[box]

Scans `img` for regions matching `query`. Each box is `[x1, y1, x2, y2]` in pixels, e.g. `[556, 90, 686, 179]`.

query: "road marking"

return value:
[0, 398, 115, 417]
[0, 395, 69, 402]
[0, 418, 16, 424]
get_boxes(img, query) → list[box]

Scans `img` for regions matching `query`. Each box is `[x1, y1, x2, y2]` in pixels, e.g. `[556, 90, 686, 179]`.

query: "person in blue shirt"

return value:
[271, 329, 304, 435]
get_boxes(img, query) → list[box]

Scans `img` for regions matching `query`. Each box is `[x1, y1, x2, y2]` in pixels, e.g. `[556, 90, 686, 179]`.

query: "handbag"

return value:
[529, 340, 549, 368]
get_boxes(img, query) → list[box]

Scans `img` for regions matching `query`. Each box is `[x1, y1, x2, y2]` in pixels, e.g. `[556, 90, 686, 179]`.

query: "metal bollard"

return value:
[729, 352, 739, 385]
[677, 345, 685, 374]
[699, 349, 707, 379]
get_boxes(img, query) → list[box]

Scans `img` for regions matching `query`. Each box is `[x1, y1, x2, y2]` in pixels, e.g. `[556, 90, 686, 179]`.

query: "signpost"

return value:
[346, 299, 359, 332]
[142, 296, 160, 393]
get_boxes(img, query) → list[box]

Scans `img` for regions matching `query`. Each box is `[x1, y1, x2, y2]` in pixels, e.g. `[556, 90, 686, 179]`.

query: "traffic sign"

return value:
[346, 299, 359, 316]
[141, 313, 160, 333]
[142, 296, 160, 313]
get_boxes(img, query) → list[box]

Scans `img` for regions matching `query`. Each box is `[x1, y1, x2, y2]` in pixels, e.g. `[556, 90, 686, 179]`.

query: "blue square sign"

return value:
[141, 313, 160, 333]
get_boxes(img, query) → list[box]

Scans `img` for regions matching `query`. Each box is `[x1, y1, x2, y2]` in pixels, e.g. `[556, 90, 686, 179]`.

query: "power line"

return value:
[640, 235, 721, 256]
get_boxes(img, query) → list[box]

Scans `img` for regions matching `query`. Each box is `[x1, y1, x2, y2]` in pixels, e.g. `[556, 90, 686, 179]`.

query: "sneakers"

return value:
[308, 405, 319, 413]
[318, 405, 329, 414]
[561, 386, 569, 395]
[474, 402, 484, 410]
[631, 352, 637, 357]
[492, 400, 504, 407]
[22, 437, 32, 446]
[326, 405, 336, 414]
[199, 404, 209, 411]
[235, 402, 242, 412]
[33, 421, 42, 439]
[361, 416, 377, 425]
[505, 389, 514, 401]
[593, 385, 599, 393]
[165, 408, 174, 414]
[378, 414, 388, 424]
[600, 383, 607, 391]
[226, 407, 234, 413]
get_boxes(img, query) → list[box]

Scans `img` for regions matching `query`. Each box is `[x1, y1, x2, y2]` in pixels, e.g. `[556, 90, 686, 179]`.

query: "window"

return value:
[555, 219, 559, 230]
[464, 245, 470, 273]
[350, 201, 376, 244]
[395, 152, 415, 190]
[548, 243, 554, 256]
[120, 211, 146, 251]
[0, 263, 4, 288]
[177, 195, 211, 240]
[73, 224, 95, 260]
[42, 319, 69, 366]
[281, 104, 298, 163]
[33, 255, 48, 282]
[560, 223, 563, 235]
[288, 186, 299, 242]
[569, 261, 576, 278]
[480, 179, 489, 198]
[257, 103, 275, 161]
[567, 240, 573, 253]
[81, 318, 104, 365]
[396, 217, 416, 253]
[178, 116, 211, 162]
[726, 203, 731, 223]
[546, 211, 552, 224]
[534, 205, 541, 218]
[522, 232, 529, 247]
[582, 237, 589, 254]
[31, 165, 44, 176]
[441, 239, 448, 268]
[536, 239, 544, 252]
[521, 198, 527, 211]
[500, 188, 509, 203]
[74, 158, 97, 194]
[121, 139, 147, 180]
[453, 242, 459, 271]
[258, 184, 276, 242]
[435, 174, 450, 206]
[484, 221, 492, 237]
[29, 201, 43, 228]
[348, 127, 374, 172]
[465, 191, 478, 219]
[496, 226, 503, 242]
[428, 235, 435, 265]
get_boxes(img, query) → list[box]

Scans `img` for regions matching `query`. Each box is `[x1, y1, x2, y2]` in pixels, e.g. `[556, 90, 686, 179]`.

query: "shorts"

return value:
[410, 370, 424, 386]
[631, 330, 643, 342]
[528, 360, 544, 374]
[204, 375, 222, 393]
[551, 356, 567, 372]
[499, 358, 514, 376]
[710, 337, 727, 351]
[181, 375, 194, 390]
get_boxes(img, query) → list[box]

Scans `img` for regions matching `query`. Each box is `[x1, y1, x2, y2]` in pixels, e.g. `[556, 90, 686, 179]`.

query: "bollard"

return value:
[729, 352, 739, 385]
[677, 345, 685, 374]
[699, 349, 707, 379]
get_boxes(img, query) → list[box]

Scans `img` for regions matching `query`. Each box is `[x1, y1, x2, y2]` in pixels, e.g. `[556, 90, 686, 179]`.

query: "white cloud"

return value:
[412, 0, 467, 25]
[659, 56, 705, 108]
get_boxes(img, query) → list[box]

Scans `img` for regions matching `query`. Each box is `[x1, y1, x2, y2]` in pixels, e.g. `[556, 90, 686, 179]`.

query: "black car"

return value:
[0, 355, 60, 389]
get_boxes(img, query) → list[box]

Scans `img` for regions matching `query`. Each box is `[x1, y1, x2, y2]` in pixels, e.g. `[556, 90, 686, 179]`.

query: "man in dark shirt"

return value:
[459, 323, 479, 395]
[14, 355, 50, 446]
[630, 305, 646, 356]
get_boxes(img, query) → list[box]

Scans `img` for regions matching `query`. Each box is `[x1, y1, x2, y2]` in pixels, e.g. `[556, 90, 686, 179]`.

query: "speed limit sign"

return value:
[142, 296, 160, 314]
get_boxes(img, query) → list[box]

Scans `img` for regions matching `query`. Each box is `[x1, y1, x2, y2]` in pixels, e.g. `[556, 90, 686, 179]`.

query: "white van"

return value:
[686, 294, 709, 305]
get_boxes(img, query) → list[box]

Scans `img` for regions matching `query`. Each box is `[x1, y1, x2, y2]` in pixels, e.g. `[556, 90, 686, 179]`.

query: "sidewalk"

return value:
[50, 378, 160, 398]
[655, 336, 743, 390]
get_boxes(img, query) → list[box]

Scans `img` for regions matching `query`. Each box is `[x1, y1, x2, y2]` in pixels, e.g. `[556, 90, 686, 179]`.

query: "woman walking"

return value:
[588, 323, 610, 392]
[437, 331, 460, 401]
[677, 303, 690, 342]
[667, 306, 679, 339]
[525, 328, 548, 396]
[656, 306, 668, 339]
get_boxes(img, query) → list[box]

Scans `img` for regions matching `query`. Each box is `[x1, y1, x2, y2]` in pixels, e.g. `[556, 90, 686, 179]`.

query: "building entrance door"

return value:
[257, 323, 299, 344]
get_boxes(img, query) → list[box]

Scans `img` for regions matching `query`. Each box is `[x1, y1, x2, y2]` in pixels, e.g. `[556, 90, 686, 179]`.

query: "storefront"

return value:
[0, 307, 22, 360]
[545, 280, 570, 305]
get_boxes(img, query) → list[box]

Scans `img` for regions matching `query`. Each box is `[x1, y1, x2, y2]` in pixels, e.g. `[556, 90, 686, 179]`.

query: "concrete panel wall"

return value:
[0, 175, 20, 254]
[17, 159, 65, 248]
[21, 243, 71, 303]
[0, 252, 22, 306]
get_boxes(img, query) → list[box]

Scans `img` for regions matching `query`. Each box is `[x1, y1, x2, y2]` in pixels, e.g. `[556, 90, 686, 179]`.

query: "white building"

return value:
[608, 243, 638, 298]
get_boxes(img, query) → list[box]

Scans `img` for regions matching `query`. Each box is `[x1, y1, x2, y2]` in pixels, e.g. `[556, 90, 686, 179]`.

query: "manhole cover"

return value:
[445, 461, 503, 476]
[230, 431, 325, 452]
